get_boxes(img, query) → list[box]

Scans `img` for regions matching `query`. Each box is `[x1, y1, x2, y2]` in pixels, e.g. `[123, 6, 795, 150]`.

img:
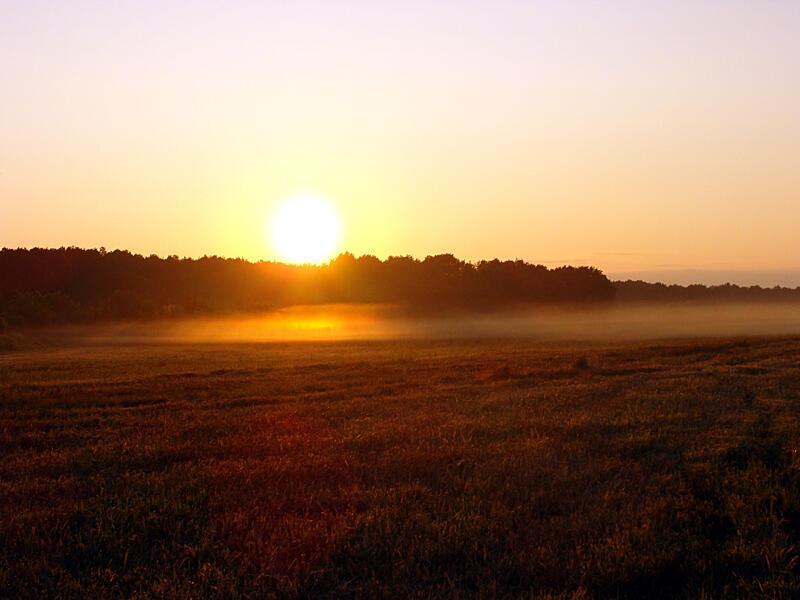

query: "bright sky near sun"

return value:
[1, 2, 799, 280]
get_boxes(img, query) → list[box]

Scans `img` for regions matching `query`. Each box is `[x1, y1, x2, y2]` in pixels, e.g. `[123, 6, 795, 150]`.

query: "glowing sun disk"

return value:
[270, 195, 342, 264]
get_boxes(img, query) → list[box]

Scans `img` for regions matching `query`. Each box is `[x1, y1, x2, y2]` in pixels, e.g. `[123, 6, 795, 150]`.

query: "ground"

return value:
[2, 335, 800, 598]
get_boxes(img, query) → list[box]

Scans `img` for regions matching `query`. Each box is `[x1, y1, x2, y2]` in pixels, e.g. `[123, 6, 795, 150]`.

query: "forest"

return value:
[0, 247, 613, 328]
[1, 247, 798, 329]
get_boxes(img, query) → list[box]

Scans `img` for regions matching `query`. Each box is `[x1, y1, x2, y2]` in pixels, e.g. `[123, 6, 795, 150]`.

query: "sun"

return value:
[270, 194, 342, 264]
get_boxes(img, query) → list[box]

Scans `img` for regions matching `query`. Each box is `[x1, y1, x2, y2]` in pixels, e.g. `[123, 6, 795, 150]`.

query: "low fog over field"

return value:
[42, 302, 800, 345]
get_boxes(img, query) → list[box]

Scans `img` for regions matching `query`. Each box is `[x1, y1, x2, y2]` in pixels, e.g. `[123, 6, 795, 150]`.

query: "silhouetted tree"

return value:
[0, 247, 622, 328]
[614, 280, 800, 303]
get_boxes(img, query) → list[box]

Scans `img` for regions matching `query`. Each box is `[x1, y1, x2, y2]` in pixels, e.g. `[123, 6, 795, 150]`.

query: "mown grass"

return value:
[2, 336, 800, 598]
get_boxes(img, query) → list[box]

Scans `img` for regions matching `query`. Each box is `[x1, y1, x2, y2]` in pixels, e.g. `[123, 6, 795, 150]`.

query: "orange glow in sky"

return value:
[1, 2, 799, 283]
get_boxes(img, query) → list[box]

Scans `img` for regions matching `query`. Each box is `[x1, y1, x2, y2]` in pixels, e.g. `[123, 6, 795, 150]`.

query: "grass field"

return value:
[2, 334, 800, 598]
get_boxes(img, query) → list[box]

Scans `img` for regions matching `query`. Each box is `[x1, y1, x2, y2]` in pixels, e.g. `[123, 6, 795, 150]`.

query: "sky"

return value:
[1, 1, 799, 284]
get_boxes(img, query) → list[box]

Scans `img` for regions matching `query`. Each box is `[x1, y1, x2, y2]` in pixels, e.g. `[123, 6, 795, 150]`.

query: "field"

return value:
[3, 334, 800, 598]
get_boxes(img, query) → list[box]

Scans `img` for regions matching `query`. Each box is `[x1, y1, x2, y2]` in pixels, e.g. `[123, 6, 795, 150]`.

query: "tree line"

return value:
[615, 279, 800, 303]
[0, 247, 614, 329]
[3, 248, 798, 330]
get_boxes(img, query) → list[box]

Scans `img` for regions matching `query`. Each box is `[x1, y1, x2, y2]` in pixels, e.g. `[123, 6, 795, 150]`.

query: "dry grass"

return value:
[2, 336, 800, 598]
